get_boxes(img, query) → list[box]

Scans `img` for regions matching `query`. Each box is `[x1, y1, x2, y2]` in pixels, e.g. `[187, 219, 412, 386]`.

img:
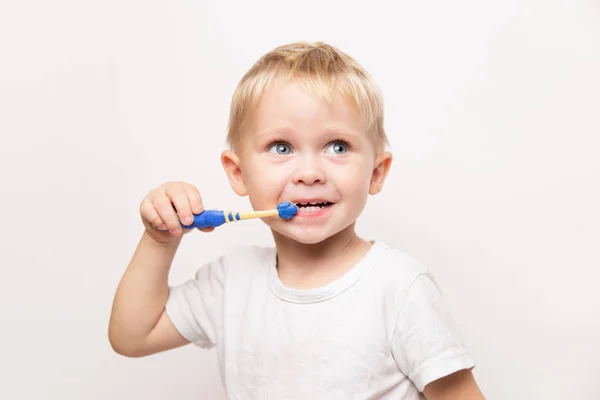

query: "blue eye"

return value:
[268, 142, 292, 155]
[325, 141, 348, 155]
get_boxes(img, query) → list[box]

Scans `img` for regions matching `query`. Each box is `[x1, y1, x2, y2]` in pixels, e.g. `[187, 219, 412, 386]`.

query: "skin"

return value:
[108, 76, 484, 399]
[221, 77, 391, 288]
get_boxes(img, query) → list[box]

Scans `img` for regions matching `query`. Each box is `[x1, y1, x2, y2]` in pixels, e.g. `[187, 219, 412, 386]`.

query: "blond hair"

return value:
[226, 42, 389, 152]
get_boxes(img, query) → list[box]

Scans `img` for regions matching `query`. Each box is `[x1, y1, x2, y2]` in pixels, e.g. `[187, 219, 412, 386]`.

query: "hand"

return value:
[139, 181, 214, 243]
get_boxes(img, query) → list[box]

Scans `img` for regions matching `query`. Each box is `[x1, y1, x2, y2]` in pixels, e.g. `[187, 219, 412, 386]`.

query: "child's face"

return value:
[222, 77, 391, 244]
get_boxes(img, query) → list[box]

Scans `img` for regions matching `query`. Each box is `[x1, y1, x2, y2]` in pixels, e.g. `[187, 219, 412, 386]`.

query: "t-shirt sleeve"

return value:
[392, 273, 475, 392]
[165, 256, 226, 349]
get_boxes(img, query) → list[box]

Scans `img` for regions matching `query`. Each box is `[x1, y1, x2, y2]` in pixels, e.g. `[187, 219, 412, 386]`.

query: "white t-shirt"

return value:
[166, 241, 475, 399]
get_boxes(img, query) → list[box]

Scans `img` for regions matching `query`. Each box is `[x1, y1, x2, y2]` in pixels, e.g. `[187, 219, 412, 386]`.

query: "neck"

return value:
[271, 224, 372, 289]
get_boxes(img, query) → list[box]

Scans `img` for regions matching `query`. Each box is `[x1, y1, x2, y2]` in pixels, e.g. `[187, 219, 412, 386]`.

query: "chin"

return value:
[275, 230, 329, 245]
[288, 235, 330, 245]
[271, 224, 346, 245]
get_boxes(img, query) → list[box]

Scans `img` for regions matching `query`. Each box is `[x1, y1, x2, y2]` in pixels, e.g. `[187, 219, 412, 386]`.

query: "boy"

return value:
[109, 42, 485, 399]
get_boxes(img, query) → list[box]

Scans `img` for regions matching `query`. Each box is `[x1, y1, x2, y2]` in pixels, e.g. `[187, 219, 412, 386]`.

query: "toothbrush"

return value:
[172, 201, 297, 230]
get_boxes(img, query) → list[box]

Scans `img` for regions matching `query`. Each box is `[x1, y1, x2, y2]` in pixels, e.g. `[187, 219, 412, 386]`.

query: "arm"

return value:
[391, 273, 483, 397]
[423, 369, 485, 400]
[109, 181, 211, 357]
[108, 232, 189, 357]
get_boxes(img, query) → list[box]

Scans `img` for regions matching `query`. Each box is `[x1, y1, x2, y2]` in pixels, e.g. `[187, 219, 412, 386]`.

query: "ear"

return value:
[369, 151, 392, 195]
[221, 150, 248, 196]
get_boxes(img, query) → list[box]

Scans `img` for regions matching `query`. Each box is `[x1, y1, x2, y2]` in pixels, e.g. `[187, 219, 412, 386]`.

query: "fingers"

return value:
[140, 198, 166, 231]
[165, 183, 195, 230]
[140, 182, 211, 240]
[153, 195, 182, 236]
[184, 185, 204, 215]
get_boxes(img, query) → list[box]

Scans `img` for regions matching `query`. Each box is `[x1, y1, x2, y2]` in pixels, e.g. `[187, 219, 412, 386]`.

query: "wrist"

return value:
[142, 229, 183, 248]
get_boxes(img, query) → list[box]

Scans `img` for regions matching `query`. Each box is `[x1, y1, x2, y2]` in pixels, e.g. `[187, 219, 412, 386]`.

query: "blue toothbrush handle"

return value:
[182, 210, 227, 229]
[163, 202, 294, 231]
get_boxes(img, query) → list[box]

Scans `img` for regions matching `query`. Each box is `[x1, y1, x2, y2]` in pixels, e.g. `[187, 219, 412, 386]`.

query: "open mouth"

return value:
[295, 201, 334, 213]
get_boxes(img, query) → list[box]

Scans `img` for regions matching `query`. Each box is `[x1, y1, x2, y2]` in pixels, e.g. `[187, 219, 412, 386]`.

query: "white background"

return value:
[1, 0, 599, 399]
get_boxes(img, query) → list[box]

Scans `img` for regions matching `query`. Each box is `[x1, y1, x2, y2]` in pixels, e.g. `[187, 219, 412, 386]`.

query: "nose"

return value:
[292, 154, 326, 185]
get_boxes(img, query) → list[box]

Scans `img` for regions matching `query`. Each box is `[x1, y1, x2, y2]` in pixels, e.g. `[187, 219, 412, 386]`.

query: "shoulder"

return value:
[367, 240, 431, 289]
[362, 241, 443, 320]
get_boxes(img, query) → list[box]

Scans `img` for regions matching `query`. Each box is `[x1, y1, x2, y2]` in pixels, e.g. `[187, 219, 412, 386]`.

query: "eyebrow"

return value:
[256, 126, 363, 140]
[322, 126, 362, 139]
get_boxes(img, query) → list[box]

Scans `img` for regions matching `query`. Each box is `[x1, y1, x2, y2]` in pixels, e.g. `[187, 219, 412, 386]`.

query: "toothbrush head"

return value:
[277, 201, 297, 219]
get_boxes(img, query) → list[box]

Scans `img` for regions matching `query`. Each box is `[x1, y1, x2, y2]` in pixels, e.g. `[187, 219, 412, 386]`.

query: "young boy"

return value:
[109, 42, 485, 399]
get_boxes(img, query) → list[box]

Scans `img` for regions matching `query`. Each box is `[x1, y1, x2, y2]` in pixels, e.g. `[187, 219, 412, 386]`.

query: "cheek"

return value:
[243, 158, 290, 196]
[341, 178, 370, 206]
[334, 160, 373, 194]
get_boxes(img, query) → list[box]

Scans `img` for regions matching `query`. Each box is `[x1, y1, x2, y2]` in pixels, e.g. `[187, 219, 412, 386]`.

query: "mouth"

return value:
[293, 200, 335, 213]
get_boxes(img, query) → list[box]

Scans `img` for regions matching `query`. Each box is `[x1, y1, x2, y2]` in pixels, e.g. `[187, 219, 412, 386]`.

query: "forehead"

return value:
[251, 77, 367, 138]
